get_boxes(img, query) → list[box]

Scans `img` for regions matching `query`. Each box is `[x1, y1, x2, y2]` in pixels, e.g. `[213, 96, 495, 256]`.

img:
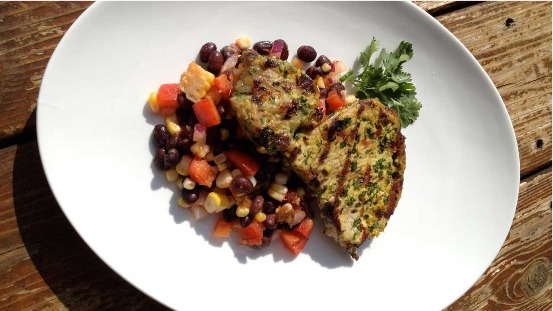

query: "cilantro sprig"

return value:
[341, 38, 422, 127]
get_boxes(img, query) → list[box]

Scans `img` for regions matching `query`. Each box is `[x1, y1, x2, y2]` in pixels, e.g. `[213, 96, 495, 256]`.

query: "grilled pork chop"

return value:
[230, 50, 406, 259]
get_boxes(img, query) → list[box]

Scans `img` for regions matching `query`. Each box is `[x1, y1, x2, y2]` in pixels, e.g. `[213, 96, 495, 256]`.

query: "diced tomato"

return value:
[280, 217, 314, 255]
[156, 84, 180, 110]
[239, 221, 265, 246]
[214, 74, 233, 100]
[294, 217, 314, 239]
[193, 97, 221, 128]
[214, 216, 233, 238]
[326, 89, 345, 112]
[206, 86, 222, 105]
[189, 156, 217, 187]
[224, 149, 260, 176]
[280, 231, 308, 255]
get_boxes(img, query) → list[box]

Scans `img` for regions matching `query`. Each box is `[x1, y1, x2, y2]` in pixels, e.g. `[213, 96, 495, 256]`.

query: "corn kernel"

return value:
[270, 182, 288, 195]
[178, 197, 191, 208]
[217, 162, 229, 172]
[183, 177, 196, 190]
[190, 142, 210, 158]
[231, 168, 244, 178]
[213, 153, 227, 165]
[166, 169, 179, 182]
[204, 192, 231, 213]
[236, 205, 250, 218]
[274, 173, 288, 185]
[254, 212, 267, 223]
[315, 76, 326, 89]
[176, 177, 184, 190]
[176, 155, 192, 176]
[149, 92, 159, 113]
[235, 36, 251, 49]
[268, 188, 285, 202]
[216, 169, 233, 188]
[321, 62, 332, 74]
[180, 62, 215, 103]
[166, 116, 181, 135]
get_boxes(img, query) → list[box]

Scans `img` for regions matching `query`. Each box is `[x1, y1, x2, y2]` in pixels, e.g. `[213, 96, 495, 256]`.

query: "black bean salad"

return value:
[148, 36, 352, 255]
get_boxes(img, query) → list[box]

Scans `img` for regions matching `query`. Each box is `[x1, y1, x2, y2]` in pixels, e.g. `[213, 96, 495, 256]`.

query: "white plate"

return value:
[37, 2, 520, 310]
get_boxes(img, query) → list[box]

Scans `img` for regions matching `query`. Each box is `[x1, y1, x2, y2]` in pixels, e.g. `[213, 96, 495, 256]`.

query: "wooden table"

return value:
[1, 2, 550, 310]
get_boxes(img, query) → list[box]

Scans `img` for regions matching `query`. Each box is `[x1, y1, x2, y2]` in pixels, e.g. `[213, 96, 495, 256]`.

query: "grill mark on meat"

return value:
[264, 58, 279, 68]
[384, 178, 403, 218]
[297, 74, 315, 93]
[283, 99, 299, 119]
[330, 103, 365, 237]
[319, 143, 330, 163]
[362, 166, 372, 186]
[289, 146, 301, 163]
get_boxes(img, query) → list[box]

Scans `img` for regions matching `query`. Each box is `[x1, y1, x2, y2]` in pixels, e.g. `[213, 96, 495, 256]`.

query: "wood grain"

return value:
[0, 1, 551, 310]
[0, 141, 168, 310]
[0, 2, 93, 145]
[435, 1, 552, 177]
[446, 168, 552, 311]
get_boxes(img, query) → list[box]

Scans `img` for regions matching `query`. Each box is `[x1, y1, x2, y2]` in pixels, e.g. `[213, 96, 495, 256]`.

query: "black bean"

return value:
[306, 66, 323, 79]
[315, 55, 331, 67]
[164, 148, 181, 168]
[152, 124, 169, 147]
[187, 113, 198, 128]
[250, 195, 264, 216]
[329, 82, 345, 94]
[223, 206, 238, 222]
[206, 127, 221, 145]
[253, 40, 272, 55]
[182, 188, 199, 204]
[240, 215, 252, 227]
[221, 45, 240, 60]
[319, 88, 328, 98]
[154, 148, 167, 170]
[231, 176, 254, 194]
[264, 214, 277, 229]
[177, 93, 194, 109]
[207, 50, 224, 74]
[273, 39, 289, 60]
[297, 45, 317, 62]
[263, 200, 277, 214]
[199, 42, 217, 63]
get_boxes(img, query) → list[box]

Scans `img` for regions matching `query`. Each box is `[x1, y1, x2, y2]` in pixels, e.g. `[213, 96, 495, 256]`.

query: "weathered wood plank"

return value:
[435, 1, 552, 177]
[446, 168, 552, 310]
[0, 141, 168, 310]
[0, 2, 92, 144]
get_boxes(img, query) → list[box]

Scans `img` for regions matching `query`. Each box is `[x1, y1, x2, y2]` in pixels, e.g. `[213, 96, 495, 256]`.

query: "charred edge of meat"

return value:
[297, 73, 315, 93]
[258, 127, 291, 154]
[289, 146, 301, 163]
[327, 117, 351, 142]
[283, 99, 299, 120]
[264, 58, 279, 68]
[384, 178, 403, 219]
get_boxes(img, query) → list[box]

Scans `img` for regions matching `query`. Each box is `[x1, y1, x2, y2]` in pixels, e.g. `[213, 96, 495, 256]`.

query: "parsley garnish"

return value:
[341, 38, 422, 127]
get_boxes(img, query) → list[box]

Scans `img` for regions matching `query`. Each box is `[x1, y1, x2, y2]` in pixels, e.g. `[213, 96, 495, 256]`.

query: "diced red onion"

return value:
[193, 123, 206, 143]
[269, 40, 284, 59]
[220, 54, 239, 74]
[327, 77, 334, 84]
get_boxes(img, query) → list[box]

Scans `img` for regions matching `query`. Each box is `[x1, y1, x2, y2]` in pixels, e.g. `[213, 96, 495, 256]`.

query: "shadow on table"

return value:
[12, 111, 169, 310]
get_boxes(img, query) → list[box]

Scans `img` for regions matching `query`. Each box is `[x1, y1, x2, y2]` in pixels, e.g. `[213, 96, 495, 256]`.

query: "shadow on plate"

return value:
[143, 101, 369, 268]
[12, 111, 169, 310]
